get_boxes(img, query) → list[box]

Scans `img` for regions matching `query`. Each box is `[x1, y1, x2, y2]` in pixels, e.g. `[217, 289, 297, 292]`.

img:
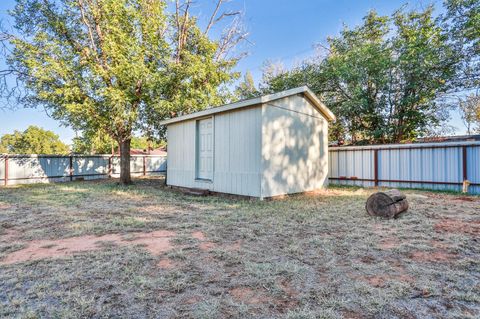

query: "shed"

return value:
[160, 86, 335, 199]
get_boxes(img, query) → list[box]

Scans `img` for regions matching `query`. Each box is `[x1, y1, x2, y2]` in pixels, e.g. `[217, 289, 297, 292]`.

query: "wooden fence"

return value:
[0, 154, 166, 186]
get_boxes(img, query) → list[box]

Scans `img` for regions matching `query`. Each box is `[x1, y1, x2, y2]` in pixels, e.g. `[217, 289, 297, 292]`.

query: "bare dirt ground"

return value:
[0, 177, 479, 318]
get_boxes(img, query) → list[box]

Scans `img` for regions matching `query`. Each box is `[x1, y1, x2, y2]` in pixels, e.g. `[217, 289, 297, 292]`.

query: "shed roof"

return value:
[159, 86, 335, 125]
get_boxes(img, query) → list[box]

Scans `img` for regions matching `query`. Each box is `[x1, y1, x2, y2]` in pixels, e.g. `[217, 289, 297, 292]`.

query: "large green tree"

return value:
[0, 126, 69, 154]
[444, 0, 480, 88]
[263, 8, 457, 144]
[2, 0, 245, 183]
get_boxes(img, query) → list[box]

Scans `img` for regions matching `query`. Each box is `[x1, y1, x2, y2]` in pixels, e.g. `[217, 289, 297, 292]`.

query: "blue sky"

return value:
[0, 0, 464, 144]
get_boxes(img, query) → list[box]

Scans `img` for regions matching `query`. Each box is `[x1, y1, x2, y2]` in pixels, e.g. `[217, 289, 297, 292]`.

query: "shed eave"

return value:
[159, 86, 335, 125]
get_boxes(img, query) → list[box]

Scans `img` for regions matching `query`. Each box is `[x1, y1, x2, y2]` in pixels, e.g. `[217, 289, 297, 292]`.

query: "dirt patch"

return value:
[0, 202, 12, 210]
[453, 196, 478, 202]
[1, 230, 176, 265]
[342, 310, 367, 319]
[430, 239, 451, 250]
[365, 275, 386, 288]
[0, 228, 21, 241]
[225, 240, 243, 251]
[229, 287, 272, 305]
[157, 258, 176, 270]
[128, 230, 176, 255]
[359, 255, 377, 264]
[184, 295, 202, 305]
[409, 250, 457, 262]
[191, 231, 218, 251]
[434, 218, 480, 236]
[358, 272, 414, 288]
[191, 231, 206, 241]
[378, 239, 399, 250]
[199, 241, 217, 251]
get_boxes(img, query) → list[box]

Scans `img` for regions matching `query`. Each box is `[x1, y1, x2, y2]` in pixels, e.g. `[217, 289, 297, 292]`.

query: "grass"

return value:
[0, 177, 479, 318]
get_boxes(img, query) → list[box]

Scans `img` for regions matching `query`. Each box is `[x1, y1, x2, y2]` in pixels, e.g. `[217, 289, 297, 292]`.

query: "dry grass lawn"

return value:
[0, 177, 479, 318]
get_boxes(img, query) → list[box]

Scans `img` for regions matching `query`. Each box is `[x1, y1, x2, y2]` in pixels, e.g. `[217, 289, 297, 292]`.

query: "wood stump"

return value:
[365, 189, 408, 218]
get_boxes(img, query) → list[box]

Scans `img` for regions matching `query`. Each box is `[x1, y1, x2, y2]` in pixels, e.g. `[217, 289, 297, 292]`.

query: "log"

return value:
[365, 189, 408, 218]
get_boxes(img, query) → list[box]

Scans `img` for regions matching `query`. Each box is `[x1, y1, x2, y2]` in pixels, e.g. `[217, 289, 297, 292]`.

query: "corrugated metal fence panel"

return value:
[6, 156, 70, 185]
[109, 156, 165, 177]
[1, 155, 166, 186]
[328, 148, 375, 187]
[147, 156, 167, 174]
[74, 156, 109, 180]
[131, 156, 144, 174]
[468, 146, 480, 195]
[377, 147, 463, 192]
[0, 156, 5, 181]
[329, 142, 480, 194]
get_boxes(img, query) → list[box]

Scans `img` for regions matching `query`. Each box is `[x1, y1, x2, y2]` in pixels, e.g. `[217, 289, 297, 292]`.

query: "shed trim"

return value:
[159, 86, 335, 125]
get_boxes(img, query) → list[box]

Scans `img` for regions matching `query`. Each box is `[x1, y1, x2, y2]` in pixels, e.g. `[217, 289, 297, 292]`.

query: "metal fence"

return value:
[3, 141, 480, 194]
[0, 155, 167, 186]
[329, 141, 480, 194]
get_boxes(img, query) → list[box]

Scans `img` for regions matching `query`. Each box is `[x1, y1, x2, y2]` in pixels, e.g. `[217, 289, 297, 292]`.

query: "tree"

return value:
[235, 71, 259, 99]
[130, 136, 165, 151]
[458, 93, 480, 134]
[444, 0, 480, 88]
[0, 125, 69, 154]
[72, 130, 115, 154]
[262, 8, 457, 144]
[1, 0, 245, 184]
[72, 131, 164, 154]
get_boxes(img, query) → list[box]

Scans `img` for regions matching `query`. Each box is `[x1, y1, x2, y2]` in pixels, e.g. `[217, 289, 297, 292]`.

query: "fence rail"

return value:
[2, 141, 480, 194]
[328, 141, 480, 194]
[0, 154, 166, 186]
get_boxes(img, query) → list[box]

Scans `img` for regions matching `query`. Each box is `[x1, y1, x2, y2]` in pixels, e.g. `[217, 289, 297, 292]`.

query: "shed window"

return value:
[196, 118, 213, 180]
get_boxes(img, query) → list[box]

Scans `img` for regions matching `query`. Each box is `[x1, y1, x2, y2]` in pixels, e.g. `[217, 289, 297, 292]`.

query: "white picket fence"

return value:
[0, 155, 167, 186]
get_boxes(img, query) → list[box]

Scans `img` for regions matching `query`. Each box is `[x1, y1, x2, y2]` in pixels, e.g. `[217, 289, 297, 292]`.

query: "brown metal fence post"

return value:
[143, 156, 146, 176]
[462, 146, 468, 182]
[4, 155, 8, 186]
[108, 156, 112, 178]
[69, 155, 73, 181]
[373, 149, 379, 187]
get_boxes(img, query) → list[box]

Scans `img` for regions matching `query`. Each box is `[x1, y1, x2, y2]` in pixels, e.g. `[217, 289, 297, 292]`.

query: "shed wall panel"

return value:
[213, 106, 262, 197]
[166, 106, 262, 196]
[261, 95, 329, 197]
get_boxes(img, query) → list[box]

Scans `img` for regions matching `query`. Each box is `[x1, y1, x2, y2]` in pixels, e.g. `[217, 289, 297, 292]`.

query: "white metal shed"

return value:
[160, 86, 335, 198]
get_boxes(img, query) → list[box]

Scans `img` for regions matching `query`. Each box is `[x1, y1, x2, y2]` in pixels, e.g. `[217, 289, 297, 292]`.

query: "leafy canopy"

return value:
[444, 0, 480, 88]
[0, 126, 69, 154]
[72, 131, 165, 154]
[4, 0, 245, 182]
[7, 0, 239, 142]
[262, 8, 457, 144]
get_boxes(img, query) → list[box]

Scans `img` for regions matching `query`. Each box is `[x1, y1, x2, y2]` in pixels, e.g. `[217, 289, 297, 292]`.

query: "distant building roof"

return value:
[329, 135, 480, 147]
[415, 135, 480, 143]
[117, 147, 167, 156]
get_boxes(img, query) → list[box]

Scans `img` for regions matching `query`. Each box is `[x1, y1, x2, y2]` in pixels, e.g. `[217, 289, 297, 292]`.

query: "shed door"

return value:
[196, 118, 213, 180]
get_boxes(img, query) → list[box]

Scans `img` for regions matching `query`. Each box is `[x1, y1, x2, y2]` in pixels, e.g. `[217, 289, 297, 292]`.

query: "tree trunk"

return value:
[365, 189, 408, 218]
[119, 138, 132, 185]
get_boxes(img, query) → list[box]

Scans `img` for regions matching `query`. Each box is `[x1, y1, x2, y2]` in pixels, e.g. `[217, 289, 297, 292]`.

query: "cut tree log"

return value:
[365, 189, 408, 218]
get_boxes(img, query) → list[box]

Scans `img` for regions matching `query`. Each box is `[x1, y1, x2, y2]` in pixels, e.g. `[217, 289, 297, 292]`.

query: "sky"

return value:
[0, 0, 466, 144]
